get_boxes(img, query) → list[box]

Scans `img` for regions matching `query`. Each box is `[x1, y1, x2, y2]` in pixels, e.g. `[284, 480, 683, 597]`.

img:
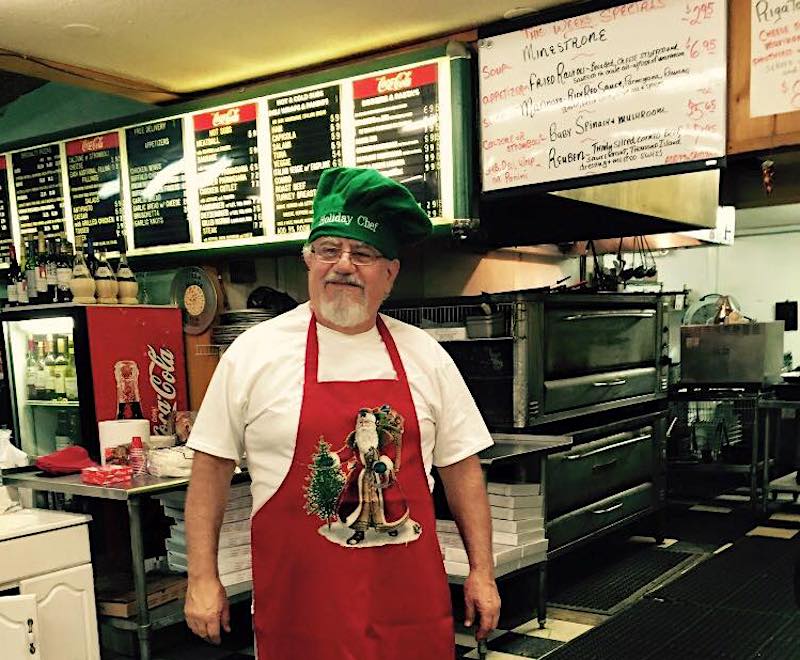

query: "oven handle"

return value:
[564, 433, 652, 460]
[561, 311, 656, 321]
[591, 502, 624, 515]
[593, 379, 628, 387]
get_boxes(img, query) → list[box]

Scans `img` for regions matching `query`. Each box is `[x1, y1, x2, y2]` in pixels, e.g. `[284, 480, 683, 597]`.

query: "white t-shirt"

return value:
[188, 302, 493, 514]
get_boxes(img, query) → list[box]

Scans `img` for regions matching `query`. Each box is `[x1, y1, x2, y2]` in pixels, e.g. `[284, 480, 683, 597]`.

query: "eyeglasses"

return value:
[310, 244, 384, 266]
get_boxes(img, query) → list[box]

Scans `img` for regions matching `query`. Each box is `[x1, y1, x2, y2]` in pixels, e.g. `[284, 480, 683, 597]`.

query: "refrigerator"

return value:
[1, 304, 188, 461]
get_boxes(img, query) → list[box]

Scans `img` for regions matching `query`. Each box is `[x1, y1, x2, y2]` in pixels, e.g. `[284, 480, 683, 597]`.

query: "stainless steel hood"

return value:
[474, 168, 725, 248]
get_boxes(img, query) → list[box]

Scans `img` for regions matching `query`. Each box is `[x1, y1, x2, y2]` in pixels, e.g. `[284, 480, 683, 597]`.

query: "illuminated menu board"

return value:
[0, 157, 13, 264]
[353, 64, 442, 217]
[12, 144, 65, 239]
[66, 132, 123, 251]
[268, 85, 343, 236]
[194, 103, 263, 242]
[126, 118, 190, 248]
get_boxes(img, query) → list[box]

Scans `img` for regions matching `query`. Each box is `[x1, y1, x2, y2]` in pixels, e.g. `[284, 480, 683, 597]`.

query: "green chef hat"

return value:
[309, 167, 432, 259]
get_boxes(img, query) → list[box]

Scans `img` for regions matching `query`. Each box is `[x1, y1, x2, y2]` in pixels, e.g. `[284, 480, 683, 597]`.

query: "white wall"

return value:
[653, 231, 800, 364]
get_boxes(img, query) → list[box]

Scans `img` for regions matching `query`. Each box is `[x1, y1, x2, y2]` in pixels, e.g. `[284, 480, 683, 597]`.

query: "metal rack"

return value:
[667, 388, 770, 511]
[382, 301, 518, 338]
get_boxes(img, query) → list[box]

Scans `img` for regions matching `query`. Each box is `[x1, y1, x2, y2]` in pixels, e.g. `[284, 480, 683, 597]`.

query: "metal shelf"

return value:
[26, 400, 79, 407]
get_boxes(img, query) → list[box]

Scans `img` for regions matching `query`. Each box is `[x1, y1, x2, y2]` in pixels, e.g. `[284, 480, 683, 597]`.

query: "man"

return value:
[184, 167, 500, 659]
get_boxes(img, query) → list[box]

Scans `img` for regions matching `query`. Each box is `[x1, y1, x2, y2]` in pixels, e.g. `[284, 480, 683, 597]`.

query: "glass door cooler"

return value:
[1, 304, 188, 461]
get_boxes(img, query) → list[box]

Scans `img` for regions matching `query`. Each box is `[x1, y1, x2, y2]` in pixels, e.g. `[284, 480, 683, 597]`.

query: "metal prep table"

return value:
[0, 467, 251, 660]
[761, 398, 800, 504]
[448, 434, 572, 631]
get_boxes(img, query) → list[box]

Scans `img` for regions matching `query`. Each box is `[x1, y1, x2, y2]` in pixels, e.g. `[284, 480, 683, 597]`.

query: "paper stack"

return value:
[156, 482, 253, 586]
[437, 482, 547, 578]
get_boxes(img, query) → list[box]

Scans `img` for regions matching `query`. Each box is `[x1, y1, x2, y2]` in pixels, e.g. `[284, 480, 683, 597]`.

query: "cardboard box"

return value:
[96, 574, 187, 618]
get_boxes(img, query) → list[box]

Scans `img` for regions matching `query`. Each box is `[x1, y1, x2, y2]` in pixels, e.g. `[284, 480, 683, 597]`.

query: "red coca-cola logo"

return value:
[377, 71, 413, 94]
[212, 107, 241, 127]
[81, 136, 105, 153]
[147, 344, 177, 435]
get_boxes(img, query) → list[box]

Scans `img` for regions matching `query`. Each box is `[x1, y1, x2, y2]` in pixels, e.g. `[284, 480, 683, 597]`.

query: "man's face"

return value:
[304, 236, 400, 332]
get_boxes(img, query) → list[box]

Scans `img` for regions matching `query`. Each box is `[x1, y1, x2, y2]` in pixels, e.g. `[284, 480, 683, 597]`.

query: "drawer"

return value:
[547, 426, 654, 516]
[547, 483, 654, 552]
[0, 524, 90, 587]
[543, 367, 657, 414]
[544, 308, 657, 378]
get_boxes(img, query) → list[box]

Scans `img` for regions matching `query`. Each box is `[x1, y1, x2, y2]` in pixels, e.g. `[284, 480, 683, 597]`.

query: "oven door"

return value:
[544, 308, 658, 378]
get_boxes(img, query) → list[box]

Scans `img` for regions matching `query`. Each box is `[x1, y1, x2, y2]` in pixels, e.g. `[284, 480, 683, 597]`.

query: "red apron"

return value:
[251, 315, 454, 659]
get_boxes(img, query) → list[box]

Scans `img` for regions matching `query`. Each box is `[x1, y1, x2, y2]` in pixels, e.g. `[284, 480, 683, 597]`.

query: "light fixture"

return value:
[503, 6, 537, 19]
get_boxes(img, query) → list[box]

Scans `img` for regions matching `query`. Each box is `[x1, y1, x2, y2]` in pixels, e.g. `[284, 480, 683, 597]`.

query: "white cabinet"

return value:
[0, 510, 98, 660]
[21, 564, 99, 660]
[0, 595, 41, 659]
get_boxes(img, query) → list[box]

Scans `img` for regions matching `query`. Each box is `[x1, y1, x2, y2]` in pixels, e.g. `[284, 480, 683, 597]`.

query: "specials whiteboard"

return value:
[479, 0, 727, 192]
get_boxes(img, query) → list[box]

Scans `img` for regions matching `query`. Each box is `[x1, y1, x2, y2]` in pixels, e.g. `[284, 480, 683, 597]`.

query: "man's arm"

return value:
[438, 454, 501, 640]
[184, 450, 236, 644]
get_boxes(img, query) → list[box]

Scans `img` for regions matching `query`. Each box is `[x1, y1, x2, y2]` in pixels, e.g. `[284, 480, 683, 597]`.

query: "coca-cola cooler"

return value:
[1, 304, 187, 461]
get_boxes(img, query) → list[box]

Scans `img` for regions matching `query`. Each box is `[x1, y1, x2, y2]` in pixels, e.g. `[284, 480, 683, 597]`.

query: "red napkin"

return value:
[36, 446, 98, 475]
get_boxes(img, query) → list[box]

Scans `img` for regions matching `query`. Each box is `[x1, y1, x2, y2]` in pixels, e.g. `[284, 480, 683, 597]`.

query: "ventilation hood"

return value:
[472, 168, 723, 248]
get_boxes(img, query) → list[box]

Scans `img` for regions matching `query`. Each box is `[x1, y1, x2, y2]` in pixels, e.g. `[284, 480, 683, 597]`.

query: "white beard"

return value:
[317, 292, 370, 328]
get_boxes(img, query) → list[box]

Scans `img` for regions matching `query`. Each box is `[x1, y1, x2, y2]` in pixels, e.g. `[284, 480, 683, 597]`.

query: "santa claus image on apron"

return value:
[303, 404, 422, 548]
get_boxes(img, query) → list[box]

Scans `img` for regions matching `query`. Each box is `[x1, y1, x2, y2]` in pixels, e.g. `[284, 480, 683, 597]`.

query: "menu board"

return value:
[126, 118, 190, 248]
[353, 64, 442, 217]
[12, 143, 65, 238]
[66, 132, 123, 251]
[268, 85, 343, 236]
[479, 0, 727, 191]
[0, 157, 13, 264]
[194, 103, 263, 242]
[750, 0, 800, 117]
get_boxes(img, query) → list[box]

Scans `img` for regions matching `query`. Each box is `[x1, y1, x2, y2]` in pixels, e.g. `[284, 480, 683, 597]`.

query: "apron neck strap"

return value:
[305, 312, 407, 385]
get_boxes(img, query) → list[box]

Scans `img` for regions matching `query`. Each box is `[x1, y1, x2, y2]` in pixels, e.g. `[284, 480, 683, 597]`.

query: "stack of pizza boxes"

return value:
[436, 482, 547, 577]
[156, 482, 253, 586]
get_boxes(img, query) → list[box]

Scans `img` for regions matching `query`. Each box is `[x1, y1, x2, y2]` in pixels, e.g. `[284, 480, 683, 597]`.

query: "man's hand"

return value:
[463, 570, 501, 640]
[185, 576, 231, 644]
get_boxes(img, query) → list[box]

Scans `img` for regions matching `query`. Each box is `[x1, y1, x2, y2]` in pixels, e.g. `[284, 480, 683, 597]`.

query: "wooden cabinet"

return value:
[0, 510, 98, 660]
[728, 0, 800, 153]
[0, 595, 41, 659]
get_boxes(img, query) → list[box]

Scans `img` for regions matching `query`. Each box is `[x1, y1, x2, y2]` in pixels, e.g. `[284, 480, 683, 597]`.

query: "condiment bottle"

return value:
[94, 251, 119, 304]
[116, 238, 139, 305]
[69, 238, 96, 304]
[129, 436, 146, 476]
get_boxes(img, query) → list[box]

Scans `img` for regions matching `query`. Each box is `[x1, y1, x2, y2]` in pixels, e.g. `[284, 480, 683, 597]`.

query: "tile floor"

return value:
[106, 489, 800, 660]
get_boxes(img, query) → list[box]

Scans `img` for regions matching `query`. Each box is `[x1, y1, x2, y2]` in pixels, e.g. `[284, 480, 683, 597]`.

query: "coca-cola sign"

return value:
[81, 136, 105, 153]
[377, 71, 413, 94]
[212, 107, 241, 127]
[147, 344, 177, 435]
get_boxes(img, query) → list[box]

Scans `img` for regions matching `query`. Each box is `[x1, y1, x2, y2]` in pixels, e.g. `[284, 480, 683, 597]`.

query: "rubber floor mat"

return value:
[664, 505, 760, 547]
[548, 546, 695, 613]
[543, 599, 710, 660]
[754, 614, 800, 660]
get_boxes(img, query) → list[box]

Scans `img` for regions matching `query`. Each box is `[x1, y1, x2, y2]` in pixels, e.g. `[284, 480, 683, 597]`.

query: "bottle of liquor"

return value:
[54, 411, 73, 451]
[85, 237, 99, 277]
[95, 251, 118, 304]
[25, 338, 38, 400]
[45, 237, 58, 303]
[64, 337, 78, 401]
[35, 340, 49, 400]
[44, 336, 57, 400]
[24, 238, 38, 304]
[116, 237, 138, 305]
[52, 335, 67, 400]
[70, 238, 96, 304]
[35, 231, 48, 301]
[56, 235, 73, 303]
[5, 244, 19, 307]
[16, 242, 29, 306]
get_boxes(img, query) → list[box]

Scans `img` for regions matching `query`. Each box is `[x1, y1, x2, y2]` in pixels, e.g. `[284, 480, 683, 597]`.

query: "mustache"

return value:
[324, 275, 364, 289]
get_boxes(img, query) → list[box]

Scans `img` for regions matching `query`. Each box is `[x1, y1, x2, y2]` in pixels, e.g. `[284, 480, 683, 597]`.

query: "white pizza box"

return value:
[487, 482, 540, 496]
[488, 494, 543, 509]
[520, 539, 549, 558]
[493, 529, 545, 547]
[493, 517, 542, 534]
[444, 547, 548, 580]
[166, 537, 251, 562]
[491, 506, 543, 521]
[164, 503, 250, 524]
[171, 518, 251, 536]
[220, 567, 252, 587]
[169, 526, 251, 549]
[435, 519, 459, 534]
[167, 549, 251, 575]
[436, 531, 526, 565]
[154, 482, 251, 509]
